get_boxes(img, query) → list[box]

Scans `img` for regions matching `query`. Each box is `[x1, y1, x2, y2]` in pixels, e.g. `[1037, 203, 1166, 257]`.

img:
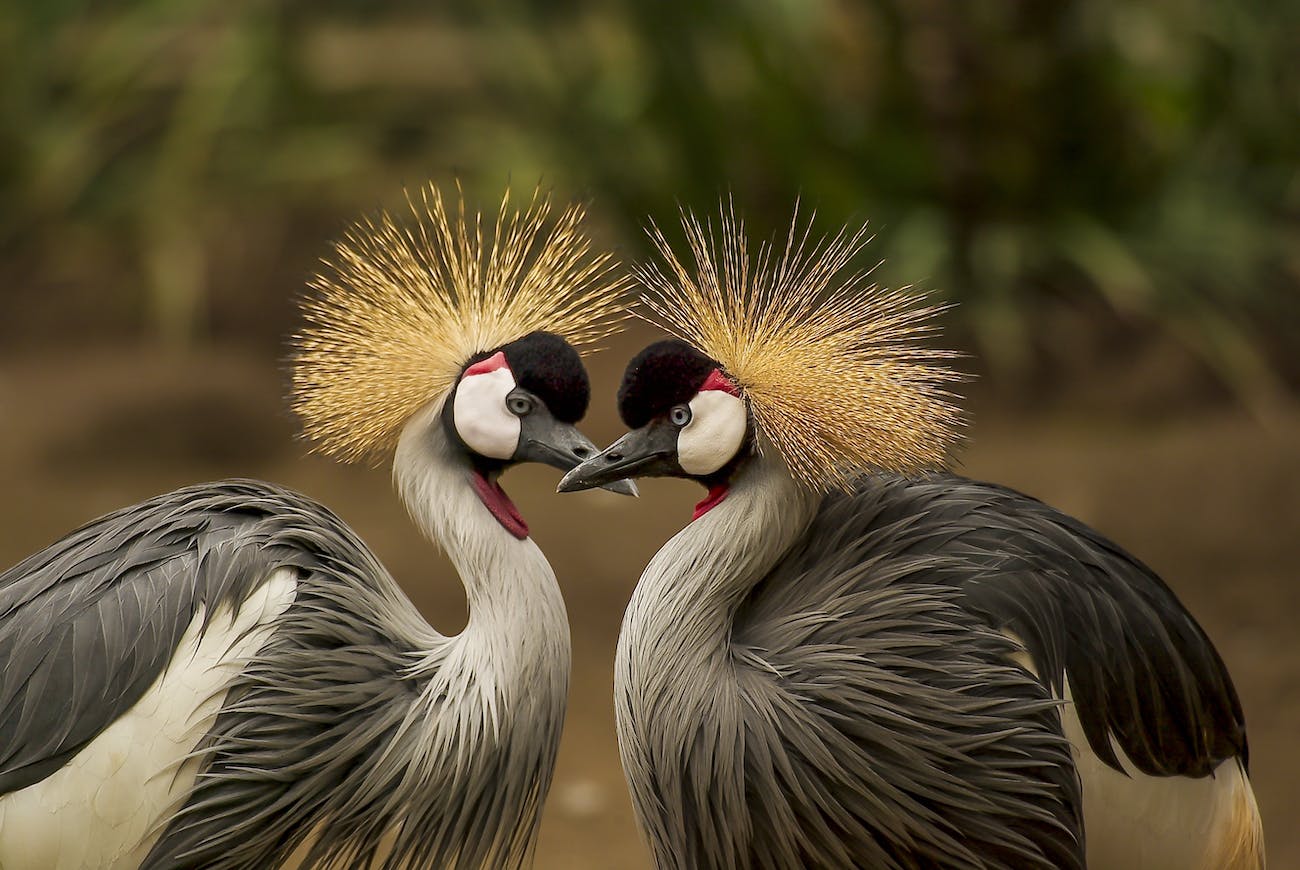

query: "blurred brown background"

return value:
[1, 2, 1297, 867]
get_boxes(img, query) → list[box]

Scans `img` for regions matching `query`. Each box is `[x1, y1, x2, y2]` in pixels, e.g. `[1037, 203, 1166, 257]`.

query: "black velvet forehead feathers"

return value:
[492, 331, 590, 423]
[617, 339, 721, 428]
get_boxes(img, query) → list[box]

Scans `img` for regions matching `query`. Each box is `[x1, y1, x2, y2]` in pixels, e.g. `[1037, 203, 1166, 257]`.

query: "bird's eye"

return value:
[507, 395, 534, 417]
[669, 405, 692, 427]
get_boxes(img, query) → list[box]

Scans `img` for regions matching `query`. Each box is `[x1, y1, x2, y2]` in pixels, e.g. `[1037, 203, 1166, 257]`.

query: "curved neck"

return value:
[621, 453, 818, 667]
[393, 400, 569, 693]
[308, 398, 570, 868]
[614, 452, 818, 866]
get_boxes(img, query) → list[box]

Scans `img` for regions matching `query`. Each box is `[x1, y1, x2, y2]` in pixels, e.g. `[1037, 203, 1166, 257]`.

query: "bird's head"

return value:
[559, 202, 965, 519]
[439, 330, 635, 537]
[445, 331, 593, 473]
[292, 184, 634, 539]
[555, 340, 749, 513]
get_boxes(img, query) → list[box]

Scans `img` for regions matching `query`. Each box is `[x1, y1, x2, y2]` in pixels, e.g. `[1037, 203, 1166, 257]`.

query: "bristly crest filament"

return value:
[634, 198, 966, 490]
[291, 183, 630, 465]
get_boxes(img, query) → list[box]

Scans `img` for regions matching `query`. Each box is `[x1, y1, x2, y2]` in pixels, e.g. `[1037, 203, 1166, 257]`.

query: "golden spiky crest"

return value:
[292, 184, 629, 463]
[637, 202, 965, 491]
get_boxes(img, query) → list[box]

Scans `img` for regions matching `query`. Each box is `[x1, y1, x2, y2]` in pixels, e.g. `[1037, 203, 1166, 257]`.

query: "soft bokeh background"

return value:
[1, 1, 1297, 866]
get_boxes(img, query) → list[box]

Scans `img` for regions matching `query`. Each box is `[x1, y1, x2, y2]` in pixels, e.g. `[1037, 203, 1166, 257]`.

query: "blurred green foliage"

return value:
[1, 0, 1296, 402]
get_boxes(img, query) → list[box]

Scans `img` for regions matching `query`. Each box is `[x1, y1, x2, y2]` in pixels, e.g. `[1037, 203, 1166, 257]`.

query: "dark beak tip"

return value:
[556, 465, 636, 496]
[556, 470, 588, 494]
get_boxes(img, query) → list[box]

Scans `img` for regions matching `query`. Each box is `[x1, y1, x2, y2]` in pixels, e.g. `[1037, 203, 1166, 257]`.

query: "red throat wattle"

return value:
[470, 471, 529, 539]
[693, 484, 730, 520]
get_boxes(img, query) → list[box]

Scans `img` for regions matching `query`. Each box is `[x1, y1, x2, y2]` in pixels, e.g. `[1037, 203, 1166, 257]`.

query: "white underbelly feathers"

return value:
[0, 570, 297, 870]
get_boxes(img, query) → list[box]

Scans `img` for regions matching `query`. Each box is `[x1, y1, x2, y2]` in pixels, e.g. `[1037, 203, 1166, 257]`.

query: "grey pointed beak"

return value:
[557, 422, 681, 493]
[514, 414, 638, 497]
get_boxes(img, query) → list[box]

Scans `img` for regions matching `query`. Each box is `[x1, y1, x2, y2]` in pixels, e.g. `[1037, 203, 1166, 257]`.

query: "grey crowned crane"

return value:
[0, 186, 632, 869]
[560, 205, 1263, 869]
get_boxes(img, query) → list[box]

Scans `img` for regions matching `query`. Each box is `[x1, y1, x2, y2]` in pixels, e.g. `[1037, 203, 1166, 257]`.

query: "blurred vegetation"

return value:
[1, 0, 1296, 407]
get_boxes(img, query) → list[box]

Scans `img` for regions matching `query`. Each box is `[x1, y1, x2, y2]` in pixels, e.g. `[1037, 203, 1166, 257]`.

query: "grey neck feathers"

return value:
[387, 399, 570, 865]
[394, 399, 570, 693]
[612, 452, 817, 866]
[617, 451, 817, 704]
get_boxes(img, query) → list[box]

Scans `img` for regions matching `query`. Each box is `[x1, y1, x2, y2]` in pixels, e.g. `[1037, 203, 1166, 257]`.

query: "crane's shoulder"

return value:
[729, 574, 1086, 868]
[0, 478, 385, 797]
[0, 478, 376, 606]
[739, 472, 1247, 781]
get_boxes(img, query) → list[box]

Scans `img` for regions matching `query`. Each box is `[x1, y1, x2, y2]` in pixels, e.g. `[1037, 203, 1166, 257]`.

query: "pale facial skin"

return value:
[443, 333, 636, 538]
[557, 339, 753, 518]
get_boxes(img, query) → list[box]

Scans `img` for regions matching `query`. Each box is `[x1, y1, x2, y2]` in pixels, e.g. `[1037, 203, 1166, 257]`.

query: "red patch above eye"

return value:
[699, 368, 740, 396]
[463, 351, 510, 378]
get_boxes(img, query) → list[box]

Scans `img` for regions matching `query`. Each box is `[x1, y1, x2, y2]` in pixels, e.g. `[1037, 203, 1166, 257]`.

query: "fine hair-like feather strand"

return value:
[636, 201, 964, 489]
[293, 184, 629, 463]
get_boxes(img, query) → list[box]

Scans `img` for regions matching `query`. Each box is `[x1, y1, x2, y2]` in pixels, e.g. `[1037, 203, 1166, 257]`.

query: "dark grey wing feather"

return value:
[140, 489, 454, 870]
[869, 473, 1248, 778]
[0, 480, 301, 795]
[734, 492, 1085, 869]
[143, 637, 419, 870]
[1, 479, 514, 870]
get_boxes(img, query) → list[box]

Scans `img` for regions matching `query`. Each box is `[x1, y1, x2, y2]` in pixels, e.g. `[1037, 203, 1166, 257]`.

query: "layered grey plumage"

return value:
[609, 455, 1251, 869]
[615, 459, 1082, 868]
[0, 374, 581, 869]
[0, 475, 567, 869]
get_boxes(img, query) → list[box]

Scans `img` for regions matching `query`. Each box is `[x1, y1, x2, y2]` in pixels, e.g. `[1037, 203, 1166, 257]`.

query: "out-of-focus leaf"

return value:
[0, 0, 1293, 400]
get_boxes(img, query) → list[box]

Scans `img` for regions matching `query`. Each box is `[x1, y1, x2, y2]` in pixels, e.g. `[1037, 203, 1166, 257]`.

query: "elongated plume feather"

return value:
[637, 201, 964, 490]
[292, 184, 629, 462]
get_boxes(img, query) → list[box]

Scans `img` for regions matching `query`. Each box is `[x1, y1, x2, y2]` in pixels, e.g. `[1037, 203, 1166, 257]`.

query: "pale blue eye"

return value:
[670, 405, 692, 426]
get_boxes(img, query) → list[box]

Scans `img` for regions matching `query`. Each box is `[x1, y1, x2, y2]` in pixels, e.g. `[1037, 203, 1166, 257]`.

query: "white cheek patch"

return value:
[678, 390, 747, 476]
[453, 366, 520, 460]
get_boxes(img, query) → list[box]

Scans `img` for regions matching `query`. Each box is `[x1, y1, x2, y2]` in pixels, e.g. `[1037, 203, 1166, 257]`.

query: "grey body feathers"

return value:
[618, 466, 1246, 869]
[0, 478, 565, 869]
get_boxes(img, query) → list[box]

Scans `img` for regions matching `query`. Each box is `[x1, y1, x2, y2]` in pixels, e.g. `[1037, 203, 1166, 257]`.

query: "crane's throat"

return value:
[693, 483, 730, 520]
[471, 471, 529, 539]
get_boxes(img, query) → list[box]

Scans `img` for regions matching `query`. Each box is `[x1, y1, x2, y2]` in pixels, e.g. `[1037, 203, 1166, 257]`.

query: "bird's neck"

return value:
[620, 454, 817, 678]
[613, 456, 815, 866]
[393, 402, 570, 718]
